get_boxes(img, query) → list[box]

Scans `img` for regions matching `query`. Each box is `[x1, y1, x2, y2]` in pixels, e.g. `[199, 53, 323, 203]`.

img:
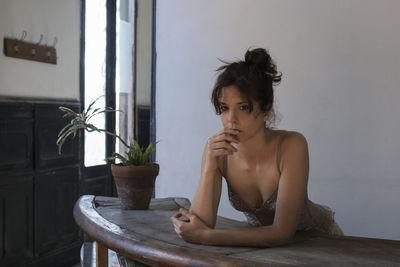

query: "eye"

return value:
[220, 105, 228, 112]
[239, 105, 249, 111]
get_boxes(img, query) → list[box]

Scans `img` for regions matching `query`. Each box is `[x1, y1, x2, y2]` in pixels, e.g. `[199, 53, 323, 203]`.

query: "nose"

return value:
[227, 109, 238, 124]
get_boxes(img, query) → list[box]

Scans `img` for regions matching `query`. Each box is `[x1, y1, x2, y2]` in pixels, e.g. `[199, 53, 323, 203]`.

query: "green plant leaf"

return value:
[57, 95, 157, 166]
[107, 152, 128, 164]
[87, 107, 101, 117]
[59, 106, 78, 116]
[62, 112, 75, 118]
[56, 127, 76, 154]
[142, 143, 153, 165]
[86, 123, 101, 132]
[84, 95, 103, 116]
[58, 123, 73, 137]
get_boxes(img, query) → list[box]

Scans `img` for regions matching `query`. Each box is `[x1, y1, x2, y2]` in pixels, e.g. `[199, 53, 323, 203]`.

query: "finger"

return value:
[218, 127, 240, 134]
[172, 212, 183, 218]
[179, 208, 187, 214]
[174, 225, 182, 235]
[170, 216, 183, 226]
[210, 141, 238, 152]
[210, 148, 234, 156]
[214, 133, 239, 143]
[178, 208, 192, 220]
[219, 129, 241, 138]
[180, 208, 196, 220]
[211, 148, 234, 157]
[171, 213, 180, 222]
[209, 132, 239, 144]
[179, 208, 192, 218]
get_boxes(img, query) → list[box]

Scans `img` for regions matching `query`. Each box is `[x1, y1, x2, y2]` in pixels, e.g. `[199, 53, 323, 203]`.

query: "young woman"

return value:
[171, 48, 343, 247]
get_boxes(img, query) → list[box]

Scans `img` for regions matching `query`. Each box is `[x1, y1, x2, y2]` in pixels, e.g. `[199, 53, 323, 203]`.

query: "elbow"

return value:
[207, 219, 217, 229]
[260, 229, 295, 248]
[189, 208, 216, 229]
[271, 235, 293, 247]
[259, 238, 289, 248]
[263, 236, 292, 248]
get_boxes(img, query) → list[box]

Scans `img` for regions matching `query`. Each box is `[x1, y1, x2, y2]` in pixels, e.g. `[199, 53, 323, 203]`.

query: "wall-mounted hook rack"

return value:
[3, 32, 57, 64]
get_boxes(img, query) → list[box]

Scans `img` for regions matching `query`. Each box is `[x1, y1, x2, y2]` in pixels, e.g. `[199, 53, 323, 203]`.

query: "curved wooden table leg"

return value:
[96, 242, 108, 267]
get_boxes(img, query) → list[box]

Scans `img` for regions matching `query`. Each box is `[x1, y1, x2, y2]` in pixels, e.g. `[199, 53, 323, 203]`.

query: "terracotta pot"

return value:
[111, 164, 159, 210]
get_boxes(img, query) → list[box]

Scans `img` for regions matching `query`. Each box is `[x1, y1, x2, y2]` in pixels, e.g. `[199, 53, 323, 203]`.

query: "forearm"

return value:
[203, 225, 292, 247]
[190, 170, 222, 228]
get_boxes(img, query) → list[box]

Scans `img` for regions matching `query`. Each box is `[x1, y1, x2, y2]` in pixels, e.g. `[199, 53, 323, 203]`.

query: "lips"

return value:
[226, 123, 241, 133]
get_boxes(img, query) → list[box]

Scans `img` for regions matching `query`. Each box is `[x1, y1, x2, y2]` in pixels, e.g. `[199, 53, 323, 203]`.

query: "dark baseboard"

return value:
[25, 241, 82, 267]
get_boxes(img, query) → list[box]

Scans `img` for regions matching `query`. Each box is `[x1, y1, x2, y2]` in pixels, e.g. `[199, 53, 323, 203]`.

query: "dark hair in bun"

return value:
[211, 48, 281, 123]
[244, 48, 282, 84]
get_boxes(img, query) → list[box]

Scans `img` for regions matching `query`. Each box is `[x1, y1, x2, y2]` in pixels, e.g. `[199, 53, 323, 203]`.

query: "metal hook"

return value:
[31, 34, 43, 56]
[52, 37, 58, 48]
[36, 34, 44, 46]
[14, 30, 27, 53]
[19, 30, 27, 41]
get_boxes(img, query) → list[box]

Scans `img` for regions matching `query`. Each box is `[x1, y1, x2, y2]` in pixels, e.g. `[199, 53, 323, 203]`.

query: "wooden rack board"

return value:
[3, 37, 57, 64]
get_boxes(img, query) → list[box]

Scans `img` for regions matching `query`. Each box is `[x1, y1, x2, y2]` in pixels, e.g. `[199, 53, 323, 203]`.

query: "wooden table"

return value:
[74, 195, 400, 266]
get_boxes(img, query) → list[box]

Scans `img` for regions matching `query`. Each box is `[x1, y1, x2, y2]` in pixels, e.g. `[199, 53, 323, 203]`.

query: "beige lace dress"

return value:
[223, 132, 344, 237]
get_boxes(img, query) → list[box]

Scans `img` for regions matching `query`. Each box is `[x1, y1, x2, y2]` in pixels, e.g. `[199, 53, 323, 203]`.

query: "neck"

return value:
[236, 128, 274, 163]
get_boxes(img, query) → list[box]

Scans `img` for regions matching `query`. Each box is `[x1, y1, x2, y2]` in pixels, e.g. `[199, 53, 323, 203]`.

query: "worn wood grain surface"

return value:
[74, 195, 400, 267]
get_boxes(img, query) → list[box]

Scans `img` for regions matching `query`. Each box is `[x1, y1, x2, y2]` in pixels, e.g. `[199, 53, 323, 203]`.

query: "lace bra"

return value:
[223, 131, 339, 235]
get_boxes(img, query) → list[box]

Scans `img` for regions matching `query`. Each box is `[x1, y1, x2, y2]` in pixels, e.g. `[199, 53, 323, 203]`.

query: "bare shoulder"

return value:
[281, 130, 308, 155]
[279, 131, 309, 178]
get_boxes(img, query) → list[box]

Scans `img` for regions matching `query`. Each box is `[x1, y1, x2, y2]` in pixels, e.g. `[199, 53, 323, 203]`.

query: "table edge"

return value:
[73, 195, 264, 267]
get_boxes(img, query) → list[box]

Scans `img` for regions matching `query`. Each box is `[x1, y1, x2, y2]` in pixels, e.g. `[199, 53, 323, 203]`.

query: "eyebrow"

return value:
[219, 101, 248, 105]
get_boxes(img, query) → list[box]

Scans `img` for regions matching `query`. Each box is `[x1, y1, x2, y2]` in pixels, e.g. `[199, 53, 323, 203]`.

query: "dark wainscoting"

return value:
[0, 99, 84, 267]
[0, 104, 33, 174]
[137, 105, 150, 149]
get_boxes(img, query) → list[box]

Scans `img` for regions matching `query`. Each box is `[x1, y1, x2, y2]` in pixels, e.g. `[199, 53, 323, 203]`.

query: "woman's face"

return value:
[219, 85, 268, 142]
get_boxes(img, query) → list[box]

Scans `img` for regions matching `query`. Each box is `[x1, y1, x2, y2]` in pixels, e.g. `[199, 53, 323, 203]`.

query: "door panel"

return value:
[0, 104, 33, 174]
[35, 168, 79, 255]
[0, 177, 34, 266]
[35, 104, 80, 170]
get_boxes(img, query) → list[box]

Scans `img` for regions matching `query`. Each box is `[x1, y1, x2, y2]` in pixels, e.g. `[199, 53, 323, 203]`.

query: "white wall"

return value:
[0, 0, 80, 100]
[156, 0, 400, 240]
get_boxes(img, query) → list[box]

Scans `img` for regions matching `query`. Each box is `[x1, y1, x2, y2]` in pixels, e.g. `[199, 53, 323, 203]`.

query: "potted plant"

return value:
[56, 96, 159, 210]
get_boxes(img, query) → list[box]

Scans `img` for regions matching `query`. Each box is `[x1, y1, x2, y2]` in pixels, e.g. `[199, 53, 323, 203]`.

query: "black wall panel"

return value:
[0, 178, 34, 266]
[0, 101, 81, 267]
[0, 104, 33, 173]
[35, 168, 79, 255]
[35, 104, 80, 170]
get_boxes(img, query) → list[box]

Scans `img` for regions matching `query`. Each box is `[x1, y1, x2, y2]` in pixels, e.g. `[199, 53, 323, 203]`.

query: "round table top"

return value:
[74, 195, 400, 267]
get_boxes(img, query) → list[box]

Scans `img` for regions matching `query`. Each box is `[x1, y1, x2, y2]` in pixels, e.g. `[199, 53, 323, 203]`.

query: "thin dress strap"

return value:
[276, 132, 287, 176]
[224, 133, 286, 177]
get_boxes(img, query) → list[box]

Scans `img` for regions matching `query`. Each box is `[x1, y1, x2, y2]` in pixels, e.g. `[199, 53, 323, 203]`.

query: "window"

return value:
[80, 0, 154, 195]
[83, 0, 135, 167]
